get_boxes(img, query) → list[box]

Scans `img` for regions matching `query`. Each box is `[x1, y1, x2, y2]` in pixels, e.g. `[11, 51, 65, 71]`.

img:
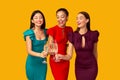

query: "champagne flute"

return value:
[53, 40, 59, 62]
[42, 44, 48, 64]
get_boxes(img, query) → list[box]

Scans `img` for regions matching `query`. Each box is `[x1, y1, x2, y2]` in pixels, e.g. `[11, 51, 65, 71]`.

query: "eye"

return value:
[78, 16, 85, 20]
[61, 15, 65, 18]
[39, 16, 43, 19]
[39, 15, 43, 19]
[33, 16, 38, 19]
[34, 17, 38, 19]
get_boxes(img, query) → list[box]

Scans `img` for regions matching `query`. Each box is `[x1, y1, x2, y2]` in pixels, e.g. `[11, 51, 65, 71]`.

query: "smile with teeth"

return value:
[59, 21, 64, 24]
[37, 21, 42, 24]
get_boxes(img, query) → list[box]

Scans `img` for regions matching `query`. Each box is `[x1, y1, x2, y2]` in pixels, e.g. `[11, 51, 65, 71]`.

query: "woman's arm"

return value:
[57, 41, 73, 60]
[25, 36, 47, 58]
[48, 35, 54, 44]
[93, 43, 98, 60]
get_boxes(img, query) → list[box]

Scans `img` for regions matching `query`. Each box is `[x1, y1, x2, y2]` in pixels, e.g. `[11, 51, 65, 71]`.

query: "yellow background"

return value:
[0, 0, 120, 80]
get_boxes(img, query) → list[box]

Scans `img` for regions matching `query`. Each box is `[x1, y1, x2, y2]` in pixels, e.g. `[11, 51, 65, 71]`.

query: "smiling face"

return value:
[56, 11, 68, 27]
[76, 13, 89, 28]
[32, 13, 44, 27]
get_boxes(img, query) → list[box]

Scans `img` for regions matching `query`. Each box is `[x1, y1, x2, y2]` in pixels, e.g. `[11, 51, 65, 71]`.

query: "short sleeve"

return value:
[93, 30, 99, 43]
[23, 29, 34, 41]
[68, 27, 73, 32]
[47, 27, 55, 37]
[66, 27, 73, 44]
[68, 32, 74, 44]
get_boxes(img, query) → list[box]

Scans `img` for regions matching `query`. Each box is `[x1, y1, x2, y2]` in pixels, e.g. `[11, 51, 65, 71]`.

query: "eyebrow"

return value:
[57, 14, 65, 16]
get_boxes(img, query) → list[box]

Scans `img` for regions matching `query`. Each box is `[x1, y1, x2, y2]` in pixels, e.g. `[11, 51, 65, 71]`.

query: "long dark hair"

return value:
[76, 11, 90, 32]
[56, 8, 69, 17]
[30, 10, 46, 29]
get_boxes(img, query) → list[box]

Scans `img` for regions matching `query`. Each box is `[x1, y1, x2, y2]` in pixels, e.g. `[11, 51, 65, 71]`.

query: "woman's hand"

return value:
[48, 52, 55, 55]
[39, 51, 48, 58]
[56, 54, 64, 59]
[55, 53, 72, 61]
[48, 43, 56, 55]
[54, 54, 64, 62]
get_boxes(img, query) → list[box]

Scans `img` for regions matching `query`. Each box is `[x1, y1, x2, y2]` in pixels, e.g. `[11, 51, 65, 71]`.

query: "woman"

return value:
[47, 8, 73, 80]
[23, 10, 48, 80]
[68, 11, 99, 80]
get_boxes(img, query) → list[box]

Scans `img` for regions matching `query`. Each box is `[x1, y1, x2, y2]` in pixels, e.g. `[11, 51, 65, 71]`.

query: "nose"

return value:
[37, 18, 42, 21]
[58, 18, 62, 21]
[38, 18, 41, 20]
[57, 17, 61, 20]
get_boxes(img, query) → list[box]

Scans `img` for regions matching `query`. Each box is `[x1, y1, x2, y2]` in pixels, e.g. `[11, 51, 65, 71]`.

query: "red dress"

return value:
[47, 25, 73, 80]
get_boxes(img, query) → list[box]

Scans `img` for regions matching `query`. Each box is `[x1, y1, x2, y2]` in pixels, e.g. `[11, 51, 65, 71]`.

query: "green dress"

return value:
[23, 29, 47, 80]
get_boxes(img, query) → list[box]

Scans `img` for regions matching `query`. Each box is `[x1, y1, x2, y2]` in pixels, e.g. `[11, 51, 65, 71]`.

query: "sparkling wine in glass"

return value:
[42, 44, 48, 64]
[53, 40, 59, 62]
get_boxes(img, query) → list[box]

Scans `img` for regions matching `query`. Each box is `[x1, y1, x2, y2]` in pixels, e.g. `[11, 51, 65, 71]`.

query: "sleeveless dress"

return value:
[23, 29, 48, 80]
[68, 30, 99, 80]
[47, 25, 73, 80]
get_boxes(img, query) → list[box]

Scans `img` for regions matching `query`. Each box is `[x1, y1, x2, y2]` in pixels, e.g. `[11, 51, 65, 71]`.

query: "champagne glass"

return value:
[53, 40, 59, 62]
[42, 44, 48, 64]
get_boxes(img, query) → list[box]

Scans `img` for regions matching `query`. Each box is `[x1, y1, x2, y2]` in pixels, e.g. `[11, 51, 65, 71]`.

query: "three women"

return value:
[23, 9, 99, 80]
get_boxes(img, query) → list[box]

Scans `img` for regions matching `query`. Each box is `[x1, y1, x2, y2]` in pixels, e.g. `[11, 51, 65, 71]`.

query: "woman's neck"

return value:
[34, 26, 42, 32]
[79, 27, 88, 35]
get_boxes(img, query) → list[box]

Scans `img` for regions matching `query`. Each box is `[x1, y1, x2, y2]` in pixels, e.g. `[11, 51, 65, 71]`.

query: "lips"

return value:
[77, 22, 81, 25]
[58, 21, 64, 24]
[37, 21, 42, 24]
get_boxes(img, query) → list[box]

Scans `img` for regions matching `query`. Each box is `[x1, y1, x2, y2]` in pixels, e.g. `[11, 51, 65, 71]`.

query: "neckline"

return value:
[56, 25, 65, 29]
[31, 29, 46, 41]
[79, 30, 89, 36]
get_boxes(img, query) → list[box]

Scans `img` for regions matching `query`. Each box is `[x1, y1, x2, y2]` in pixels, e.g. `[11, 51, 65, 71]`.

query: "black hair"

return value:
[56, 8, 69, 17]
[30, 10, 46, 29]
